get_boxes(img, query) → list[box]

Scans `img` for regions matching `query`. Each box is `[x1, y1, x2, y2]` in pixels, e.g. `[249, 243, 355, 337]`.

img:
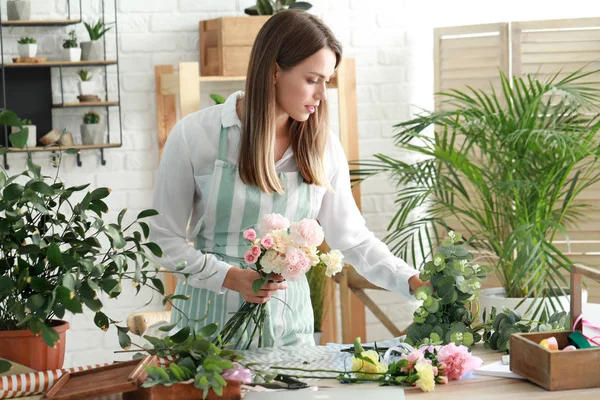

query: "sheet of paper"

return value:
[474, 360, 524, 379]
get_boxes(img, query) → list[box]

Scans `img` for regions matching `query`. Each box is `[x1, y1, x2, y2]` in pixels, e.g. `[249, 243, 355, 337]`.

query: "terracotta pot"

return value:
[0, 320, 69, 371]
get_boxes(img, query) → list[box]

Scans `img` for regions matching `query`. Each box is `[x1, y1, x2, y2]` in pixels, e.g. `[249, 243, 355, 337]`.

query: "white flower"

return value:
[269, 229, 291, 253]
[448, 231, 456, 241]
[303, 246, 320, 267]
[472, 264, 480, 274]
[459, 259, 468, 267]
[261, 249, 285, 274]
[320, 250, 344, 277]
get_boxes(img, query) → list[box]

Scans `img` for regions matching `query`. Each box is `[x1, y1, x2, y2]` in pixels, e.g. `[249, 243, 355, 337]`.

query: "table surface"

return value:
[4, 345, 600, 399]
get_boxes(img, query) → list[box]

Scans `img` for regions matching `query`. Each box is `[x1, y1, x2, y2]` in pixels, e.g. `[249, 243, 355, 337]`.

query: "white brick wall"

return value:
[4, 0, 600, 365]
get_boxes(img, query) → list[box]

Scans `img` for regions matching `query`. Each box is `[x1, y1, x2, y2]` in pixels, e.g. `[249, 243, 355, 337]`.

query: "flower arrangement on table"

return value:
[270, 337, 482, 393]
[218, 213, 344, 349]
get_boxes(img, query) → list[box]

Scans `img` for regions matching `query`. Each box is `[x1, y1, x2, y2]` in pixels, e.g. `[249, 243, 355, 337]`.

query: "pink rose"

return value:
[290, 219, 324, 247]
[251, 245, 261, 257]
[260, 235, 274, 249]
[282, 247, 311, 281]
[243, 229, 257, 242]
[259, 214, 290, 235]
[401, 349, 425, 372]
[244, 250, 258, 265]
[437, 343, 483, 380]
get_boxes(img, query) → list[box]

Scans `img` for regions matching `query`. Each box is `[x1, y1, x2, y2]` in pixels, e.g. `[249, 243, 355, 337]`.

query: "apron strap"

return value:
[217, 124, 229, 162]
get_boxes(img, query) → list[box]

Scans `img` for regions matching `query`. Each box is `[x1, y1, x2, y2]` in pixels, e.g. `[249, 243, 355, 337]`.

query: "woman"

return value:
[150, 10, 428, 348]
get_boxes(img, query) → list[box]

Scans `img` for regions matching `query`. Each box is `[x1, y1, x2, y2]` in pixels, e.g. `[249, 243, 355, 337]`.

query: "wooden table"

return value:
[307, 345, 600, 399]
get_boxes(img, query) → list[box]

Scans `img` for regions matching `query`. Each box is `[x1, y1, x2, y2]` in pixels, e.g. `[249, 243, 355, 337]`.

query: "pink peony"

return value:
[290, 219, 324, 247]
[251, 245, 261, 257]
[243, 228, 257, 242]
[259, 214, 290, 235]
[244, 250, 258, 265]
[282, 247, 311, 281]
[260, 235, 274, 249]
[436, 343, 483, 380]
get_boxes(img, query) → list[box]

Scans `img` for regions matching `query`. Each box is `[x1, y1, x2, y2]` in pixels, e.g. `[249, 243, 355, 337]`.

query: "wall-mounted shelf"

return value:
[1, 19, 82, 27]
[4, 60, 118, 68]
[53, 101, 120, 108]
[0, 0, 122, 169]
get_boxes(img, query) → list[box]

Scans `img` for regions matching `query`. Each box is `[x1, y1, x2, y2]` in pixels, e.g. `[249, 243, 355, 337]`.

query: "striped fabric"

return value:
[171, 125, 315, 349]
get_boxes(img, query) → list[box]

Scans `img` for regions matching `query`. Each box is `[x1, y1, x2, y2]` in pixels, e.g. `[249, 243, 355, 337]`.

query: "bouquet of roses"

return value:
[218, 213, 344, 349]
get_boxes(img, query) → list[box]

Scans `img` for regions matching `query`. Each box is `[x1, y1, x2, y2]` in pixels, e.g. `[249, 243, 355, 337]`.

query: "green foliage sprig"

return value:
[77, 69, 92, 82]
[406, 231, 492, 347]
[244, 0, 312, 15]
[84, 19, 112, 41]
[62, 31, 78, 49]
[18, 37, 36, 45]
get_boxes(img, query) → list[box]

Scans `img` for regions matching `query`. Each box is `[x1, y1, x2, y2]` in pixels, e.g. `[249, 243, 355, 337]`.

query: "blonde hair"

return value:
[238, 10, 343, 194]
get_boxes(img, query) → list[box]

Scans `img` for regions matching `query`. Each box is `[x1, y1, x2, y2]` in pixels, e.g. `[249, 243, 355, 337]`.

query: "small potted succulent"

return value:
[81, 19, 112, 61]
[17, 37, 37, 58]
[62, 30, 81, 62]
[77, 69, 94, 96]
[80, 111, 104, 144]
[7, 0, 31, 21]
[10, 118, 36, 148]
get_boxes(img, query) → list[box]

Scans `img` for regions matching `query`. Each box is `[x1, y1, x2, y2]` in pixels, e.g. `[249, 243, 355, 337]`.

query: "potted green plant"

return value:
[0, 109, 167, 372]
[7, 1, 31, 21]
[306, 266, 327, 344]
[10, 117, 36, 148]
[77, 69, 94, 96]
[17, 37, 37, 58]
[62, 30, 81, 62]
[244, 0, 312, 15]
[355, 69, 600, 320]
[80, 111, 104, 145]
[81, 19, 112, 61]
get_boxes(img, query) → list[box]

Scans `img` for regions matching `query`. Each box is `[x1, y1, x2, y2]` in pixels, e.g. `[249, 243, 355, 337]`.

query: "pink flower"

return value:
[260, 235, 274, 249]
[251, 245, 261, 257]
[432, 366, 438, 376]
[259, 214, 290, 235]
[436, 343, 483, 380]
[221, 366, 252, 384]
[282, 247, 311, 281]
[243, 228, 257, 242]
[436, 375, 448, 384]
[290, 219, 324, 247]
[401, 349, 425, 372]
[244, 250, 258, 265]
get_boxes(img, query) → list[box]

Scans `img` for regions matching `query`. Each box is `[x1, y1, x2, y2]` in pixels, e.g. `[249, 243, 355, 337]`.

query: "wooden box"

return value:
[131, 380, 241, 400]
[199, 16, 270, 76]
[510, 264, 600, 391]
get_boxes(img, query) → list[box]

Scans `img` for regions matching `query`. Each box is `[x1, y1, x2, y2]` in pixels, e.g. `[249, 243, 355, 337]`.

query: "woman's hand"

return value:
[223, 268, 287, 303]
[408, 274, 433, 295]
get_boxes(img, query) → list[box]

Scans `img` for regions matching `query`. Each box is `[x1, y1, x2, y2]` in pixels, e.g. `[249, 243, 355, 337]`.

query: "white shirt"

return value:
[150, 91, 419, 297]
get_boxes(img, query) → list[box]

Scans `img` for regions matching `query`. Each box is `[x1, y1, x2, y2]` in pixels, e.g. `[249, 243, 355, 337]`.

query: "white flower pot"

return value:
[477, 287, 588, 320]
[80, 124, 105, 145]
[78, 81, 95, 96]
[313, 331, 322, 346]
[63, 48, 81, 62]
[17, 43, 37, 58]
[11, 125, 37, 148]
[7, 1, 31, 21]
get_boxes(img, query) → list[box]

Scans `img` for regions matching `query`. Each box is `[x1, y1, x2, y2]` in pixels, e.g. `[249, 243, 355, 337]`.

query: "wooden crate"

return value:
[199, 16, 270, 76]
[510, 264, 600, 391]
[130, 380, 241, 400]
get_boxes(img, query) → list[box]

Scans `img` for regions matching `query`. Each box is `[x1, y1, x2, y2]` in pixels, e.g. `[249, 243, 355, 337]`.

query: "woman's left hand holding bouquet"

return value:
[223, 269, 287, 303]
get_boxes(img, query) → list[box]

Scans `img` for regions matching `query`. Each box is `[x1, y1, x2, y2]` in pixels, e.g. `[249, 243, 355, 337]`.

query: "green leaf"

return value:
[118, 208, 127, 226]
[137, 209, 159, 219]
[105, 225, 126, 249]
[0, 109, 23, 127]
[414, 285, 432, 300]
[151, 278, 165, 295]
[47, 242, 63, 266]
[29, 181, 55, 196]
[0, 276, 15, 295]
[91, 187, 111, 200]
[158, 322, 178, 332]
[143, 242, 163, 257]
[3, 183, 24, 201]
[289, 1, 312, 10]
[40, 323, 60, 348]
[197, 323, 218, 338]
[26, 293, 46, 312]
[170, 326, 190, 343]
[64, 148, 80, 155]
[9, 127, 28, 149]
[94, 311, 110, 332]
[0, 359, 12, 374]
[118, 329, 132, 350]
[139, 222, 150, 239]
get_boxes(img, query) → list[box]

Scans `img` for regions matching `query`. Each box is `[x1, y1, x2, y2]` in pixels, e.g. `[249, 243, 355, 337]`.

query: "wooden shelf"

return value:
[7, 143, 121, 153]
[1, 19, 82, 27]
[4, 60, 117, 68]
[199, 75, 246, 82]
[53, 101, 119, 108]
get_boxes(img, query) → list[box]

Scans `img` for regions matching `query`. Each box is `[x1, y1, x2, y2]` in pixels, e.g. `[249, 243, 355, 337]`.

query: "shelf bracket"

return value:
[100, 148, 106, 166]
[3, 153, 8, 170]
[76, 153, 82, 167]
[50, 151, 58, 168]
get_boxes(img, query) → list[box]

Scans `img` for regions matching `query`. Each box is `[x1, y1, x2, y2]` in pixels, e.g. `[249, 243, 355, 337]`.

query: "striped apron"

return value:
[170, 124, 316, 349]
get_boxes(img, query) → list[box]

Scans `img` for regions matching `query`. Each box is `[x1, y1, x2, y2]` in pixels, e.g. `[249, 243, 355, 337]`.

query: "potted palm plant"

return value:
[355, 69, 600, 320]
[81, 19, 112, 61]
[0, 109, 167, 373]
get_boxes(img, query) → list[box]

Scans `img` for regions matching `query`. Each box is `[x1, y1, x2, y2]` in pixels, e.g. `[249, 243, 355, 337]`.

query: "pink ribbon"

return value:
[572, 314, 600, 346]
